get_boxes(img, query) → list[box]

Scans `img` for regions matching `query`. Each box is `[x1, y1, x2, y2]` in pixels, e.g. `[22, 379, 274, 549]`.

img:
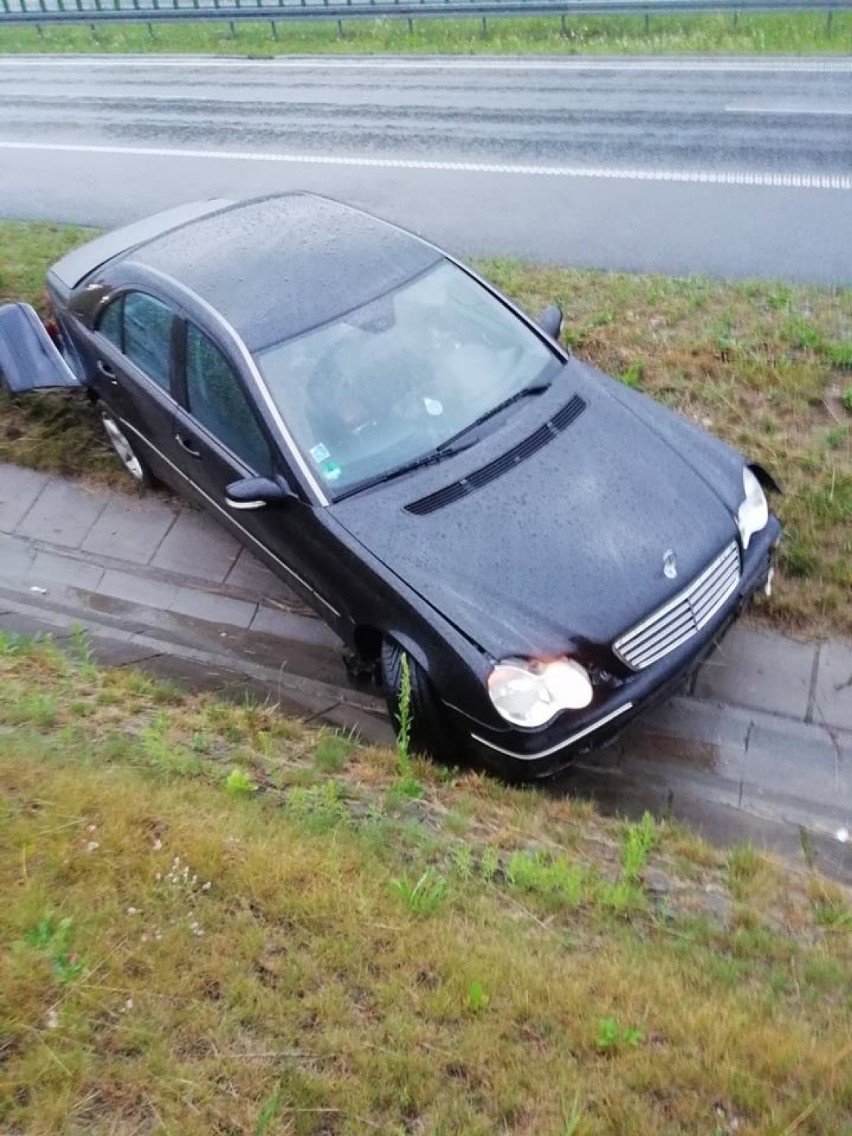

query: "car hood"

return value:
[332, 359, 742, 659]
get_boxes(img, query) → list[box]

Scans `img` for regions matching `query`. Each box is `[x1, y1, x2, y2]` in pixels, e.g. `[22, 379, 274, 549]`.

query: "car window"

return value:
[97, 297, 123, 349]
[123, 292, 173, 391]
[185, 324, 273, 475]
[255, 260, 558, 497]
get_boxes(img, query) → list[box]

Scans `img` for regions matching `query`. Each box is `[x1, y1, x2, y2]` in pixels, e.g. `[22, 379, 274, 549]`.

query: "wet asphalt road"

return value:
[1, 53, 851, 280]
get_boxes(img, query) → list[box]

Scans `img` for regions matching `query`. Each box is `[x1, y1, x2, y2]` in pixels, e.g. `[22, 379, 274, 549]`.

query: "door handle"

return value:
[96, 360, 118, 384]
[175, 432, 202, 459]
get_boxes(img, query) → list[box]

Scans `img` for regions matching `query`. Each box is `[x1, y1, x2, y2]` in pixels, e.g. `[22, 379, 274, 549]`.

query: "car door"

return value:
[84, 290, 185, 489]
[0, 302, 83, 393]
[171, 319, 345, 624]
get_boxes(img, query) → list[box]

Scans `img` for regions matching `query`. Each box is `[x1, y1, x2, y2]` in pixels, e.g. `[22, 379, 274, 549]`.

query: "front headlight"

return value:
[487, 657, 593, 728]
[737, 467, 769, 551]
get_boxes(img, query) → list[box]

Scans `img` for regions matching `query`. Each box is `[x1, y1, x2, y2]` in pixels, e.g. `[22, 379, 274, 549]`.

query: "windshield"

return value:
[255, 261, 559, 497]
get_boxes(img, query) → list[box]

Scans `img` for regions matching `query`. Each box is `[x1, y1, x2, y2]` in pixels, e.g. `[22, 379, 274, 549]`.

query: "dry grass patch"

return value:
[2, 222, 851, 634]
[1, 632, 851, 1134]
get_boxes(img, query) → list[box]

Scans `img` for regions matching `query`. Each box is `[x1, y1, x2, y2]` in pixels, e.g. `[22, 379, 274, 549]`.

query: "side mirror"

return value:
[225, 476, 293, 510]
[537, 304, 563, 341]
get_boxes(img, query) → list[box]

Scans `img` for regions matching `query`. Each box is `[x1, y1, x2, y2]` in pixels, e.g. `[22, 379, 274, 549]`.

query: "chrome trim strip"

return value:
[226, 498, 268, 511]
[120, 419, 341, 618]
[470, 702, 634, 762]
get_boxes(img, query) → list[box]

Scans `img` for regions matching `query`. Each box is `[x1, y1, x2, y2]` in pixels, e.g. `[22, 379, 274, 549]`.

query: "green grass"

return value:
[1, 11, 850, 56]
[0, 632, 851, 1134]
[1, 220, 850, 636]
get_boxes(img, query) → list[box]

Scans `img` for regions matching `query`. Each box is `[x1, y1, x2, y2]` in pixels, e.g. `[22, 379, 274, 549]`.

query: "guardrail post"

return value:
[480, 14, 487, 36]
[560, 12, 567, 35]
[826, 9, 833, 35]
[270, 19, 278, 39]
[407, 16, 413, 33]
[644, 12, 650, 33]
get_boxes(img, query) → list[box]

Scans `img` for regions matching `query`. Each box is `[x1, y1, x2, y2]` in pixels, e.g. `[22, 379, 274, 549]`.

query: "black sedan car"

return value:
[0, 194, 780, 778]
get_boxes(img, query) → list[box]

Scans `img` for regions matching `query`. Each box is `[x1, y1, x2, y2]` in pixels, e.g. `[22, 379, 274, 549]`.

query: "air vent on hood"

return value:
[406, 394, 586, 516]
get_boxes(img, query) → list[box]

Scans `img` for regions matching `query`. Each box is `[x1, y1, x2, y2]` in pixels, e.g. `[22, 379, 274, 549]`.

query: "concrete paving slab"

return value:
[225, 547, 303, 607]
[250, 603, 342, 649]
[212, 624, 348, 689]
[813, 640, 852, 734]
[14, 478, 108, 549]
[150, 509, 240, 584]
[321, 701, 396, 748]
[0, 463, 49, 534]
[81, 493, 178, 564]
[29, 549, 105, 594]
[137, 653, 249, 695]
[693, 623, 816, 720]
[97, 568, 180, 611]
[89, 639, 166, 668]
[0, 610, 73, 641]
[627, 695, 752, 752]
[743, 716, 851, 812]
[208, 677, 339, 720]
[0, 537, 35, 586]
[169, 586, 257, 631]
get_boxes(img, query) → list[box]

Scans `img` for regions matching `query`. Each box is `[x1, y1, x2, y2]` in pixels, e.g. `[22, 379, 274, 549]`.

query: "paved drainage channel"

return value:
[0, 464, 850, 880]
[1, 580, 850, 882]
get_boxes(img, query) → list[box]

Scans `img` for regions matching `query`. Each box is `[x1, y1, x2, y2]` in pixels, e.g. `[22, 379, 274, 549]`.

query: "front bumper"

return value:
[453, 519, 781, 780]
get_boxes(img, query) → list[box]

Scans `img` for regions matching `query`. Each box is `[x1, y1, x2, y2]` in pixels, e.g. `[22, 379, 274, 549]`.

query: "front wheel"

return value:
[100, 408, 156, 488]
[380, 639, 466, 765]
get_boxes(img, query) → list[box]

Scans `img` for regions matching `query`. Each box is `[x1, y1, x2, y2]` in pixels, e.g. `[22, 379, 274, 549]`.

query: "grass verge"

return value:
[0, 629, 851, 1134]
[0, 11, 850, 56]
[2, 220, 850, 636]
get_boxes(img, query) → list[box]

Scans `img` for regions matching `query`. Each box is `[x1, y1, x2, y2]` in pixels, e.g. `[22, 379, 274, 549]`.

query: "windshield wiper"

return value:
[438, 380, 552, 451]
[335, 437, 478, 500]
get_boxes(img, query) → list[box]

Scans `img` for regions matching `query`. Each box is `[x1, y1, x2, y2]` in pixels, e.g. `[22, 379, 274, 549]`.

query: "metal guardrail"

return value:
[0, 0, 849, 24]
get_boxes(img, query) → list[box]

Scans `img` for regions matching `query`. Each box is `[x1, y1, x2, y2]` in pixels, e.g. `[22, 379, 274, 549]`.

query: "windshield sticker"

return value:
[310, 442, 331, 464]
[423, 397, 443, 417]
[320, 460, 342, 483]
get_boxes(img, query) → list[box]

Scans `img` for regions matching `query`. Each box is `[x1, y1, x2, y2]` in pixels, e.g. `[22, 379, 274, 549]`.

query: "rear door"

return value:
[0, 303, 83, 394]
[82, 289, 185, 489]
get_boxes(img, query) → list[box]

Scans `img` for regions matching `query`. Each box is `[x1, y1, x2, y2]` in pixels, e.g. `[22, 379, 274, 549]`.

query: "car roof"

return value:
[125, 193, 443, 352]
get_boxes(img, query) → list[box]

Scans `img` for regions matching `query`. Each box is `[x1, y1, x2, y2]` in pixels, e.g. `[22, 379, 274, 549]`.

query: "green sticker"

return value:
[321, 460, 342, 483]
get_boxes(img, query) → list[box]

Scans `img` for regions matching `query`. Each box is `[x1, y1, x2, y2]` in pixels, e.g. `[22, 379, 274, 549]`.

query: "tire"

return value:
[381, 639, 465, 765]
[100, 408, 157, 488]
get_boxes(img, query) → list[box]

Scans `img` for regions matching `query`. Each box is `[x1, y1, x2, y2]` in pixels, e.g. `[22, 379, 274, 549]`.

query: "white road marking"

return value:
[2, 53, 852, 74]
[725, 103, 852, 116]
[0, 138, 848, 190]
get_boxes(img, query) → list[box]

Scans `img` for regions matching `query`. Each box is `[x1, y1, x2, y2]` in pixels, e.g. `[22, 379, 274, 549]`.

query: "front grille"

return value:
[613, 540, 741, 671]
